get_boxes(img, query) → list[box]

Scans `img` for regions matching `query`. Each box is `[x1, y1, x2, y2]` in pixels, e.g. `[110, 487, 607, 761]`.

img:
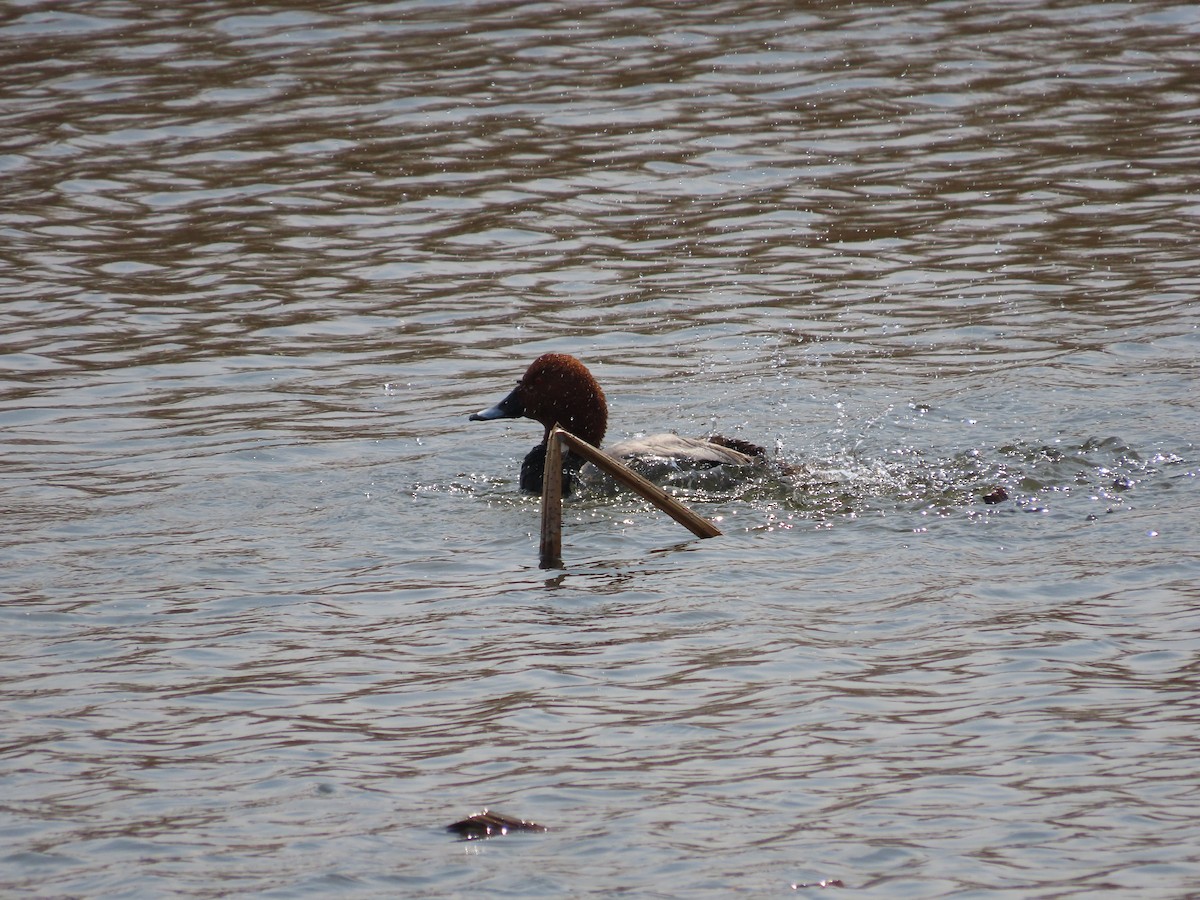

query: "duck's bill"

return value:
[469, 386, 524, 421]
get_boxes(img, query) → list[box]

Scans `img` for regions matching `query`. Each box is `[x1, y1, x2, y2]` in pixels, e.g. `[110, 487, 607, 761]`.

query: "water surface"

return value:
[2, 0, 1199, 896]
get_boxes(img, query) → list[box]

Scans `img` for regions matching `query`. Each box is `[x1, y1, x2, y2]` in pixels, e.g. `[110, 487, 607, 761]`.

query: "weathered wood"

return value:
[553, 426, 722, 539]
[539, 424, 564, 568]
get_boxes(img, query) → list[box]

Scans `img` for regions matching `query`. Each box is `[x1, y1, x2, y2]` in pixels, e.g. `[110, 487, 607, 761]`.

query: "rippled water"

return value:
[3, 0, 1199, 896]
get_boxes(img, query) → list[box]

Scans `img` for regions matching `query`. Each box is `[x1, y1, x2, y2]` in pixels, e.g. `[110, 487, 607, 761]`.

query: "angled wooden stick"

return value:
[540, 426, 723, 568]
[553, 426, 723, 539]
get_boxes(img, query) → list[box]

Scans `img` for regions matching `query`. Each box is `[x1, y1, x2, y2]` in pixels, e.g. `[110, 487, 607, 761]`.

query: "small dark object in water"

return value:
[982, 487, 1008, 504]
[446, 809, 547, 841]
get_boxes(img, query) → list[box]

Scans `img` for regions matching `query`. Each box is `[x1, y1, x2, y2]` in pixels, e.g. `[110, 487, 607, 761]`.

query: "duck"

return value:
[469, 353, 768, 495]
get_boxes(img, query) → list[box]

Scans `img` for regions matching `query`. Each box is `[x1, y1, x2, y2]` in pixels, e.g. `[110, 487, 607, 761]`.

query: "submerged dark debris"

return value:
[446, 809, 547, 841]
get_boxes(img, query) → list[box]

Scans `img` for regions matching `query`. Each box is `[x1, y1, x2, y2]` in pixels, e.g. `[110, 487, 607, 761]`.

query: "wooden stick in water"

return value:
[553, 426, 723, 540]
[539, 423, 564, 569]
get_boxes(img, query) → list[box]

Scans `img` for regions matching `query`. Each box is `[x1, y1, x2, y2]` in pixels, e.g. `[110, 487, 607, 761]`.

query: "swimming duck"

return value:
[469, 353, 766, 494]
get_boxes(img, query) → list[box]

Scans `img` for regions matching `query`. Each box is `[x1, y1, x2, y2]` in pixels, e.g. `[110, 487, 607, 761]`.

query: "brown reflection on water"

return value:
[5, 1, 1197, 353]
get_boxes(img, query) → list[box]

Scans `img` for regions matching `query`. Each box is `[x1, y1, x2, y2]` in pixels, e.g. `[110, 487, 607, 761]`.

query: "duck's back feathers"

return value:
[576, 433, 767, 493]
[604, 433, 761, 467]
